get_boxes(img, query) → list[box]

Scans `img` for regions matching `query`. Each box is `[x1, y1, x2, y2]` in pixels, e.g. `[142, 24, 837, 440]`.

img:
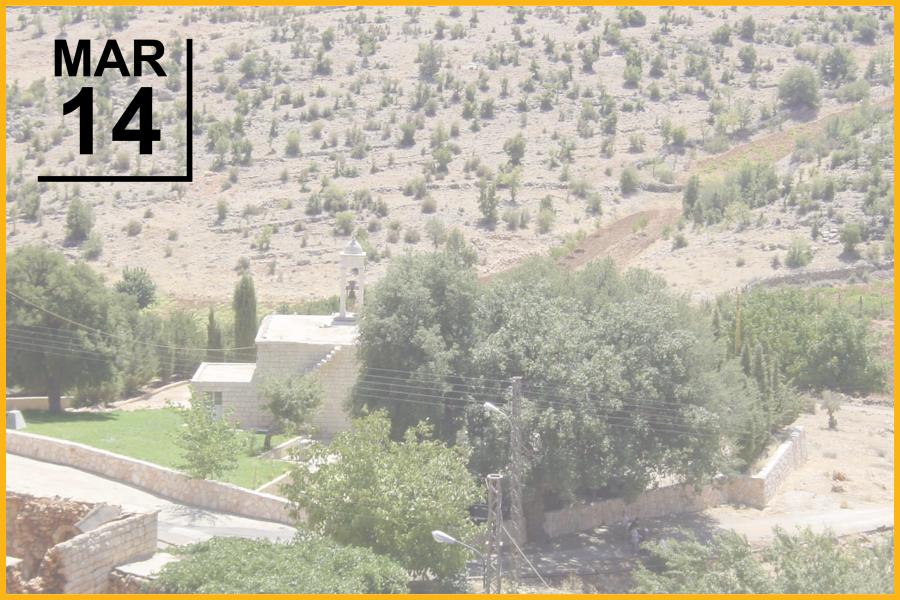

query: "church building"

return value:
[190, 239, 366, 438]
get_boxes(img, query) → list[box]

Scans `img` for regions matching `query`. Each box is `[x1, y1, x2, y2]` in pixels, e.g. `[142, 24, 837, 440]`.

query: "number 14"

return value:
[63, 86, 161, 155]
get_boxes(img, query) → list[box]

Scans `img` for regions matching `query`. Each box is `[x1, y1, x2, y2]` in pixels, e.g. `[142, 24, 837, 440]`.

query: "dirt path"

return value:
[112, 381, 192, 411]
[557, 207, 682, 271]
[547, 96, 894, 274]
[704, 505, 893, 545]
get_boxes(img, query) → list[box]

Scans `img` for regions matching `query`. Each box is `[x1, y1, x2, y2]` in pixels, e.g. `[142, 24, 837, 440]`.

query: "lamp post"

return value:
[484, 377, 526, 591]
[432, 530, 488, 593]
[484, 380, 526, 548]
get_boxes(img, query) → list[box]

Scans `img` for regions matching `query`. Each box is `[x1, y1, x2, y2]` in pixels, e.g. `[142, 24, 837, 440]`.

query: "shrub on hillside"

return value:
[64, 198, 94, 245]
[778, 66, 820, 111]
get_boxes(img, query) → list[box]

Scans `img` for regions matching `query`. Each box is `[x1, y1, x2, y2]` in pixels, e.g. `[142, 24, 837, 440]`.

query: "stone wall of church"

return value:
[256, 342, 330, 378]
[309, 345, 356, 439]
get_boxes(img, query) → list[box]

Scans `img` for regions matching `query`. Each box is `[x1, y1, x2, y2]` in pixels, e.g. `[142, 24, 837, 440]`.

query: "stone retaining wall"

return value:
[542, 426, 805, 538]
[6, 396, 75, 411]
[757, 426, 807, 506]
[255, 471, 294, 496]
[743, 262, 893, 292]
[7, 431, 297, 526]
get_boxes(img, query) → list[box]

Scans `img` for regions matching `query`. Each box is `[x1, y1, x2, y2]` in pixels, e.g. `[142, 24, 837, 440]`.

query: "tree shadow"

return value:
[838, 249, 862, 263]
[22, 409, 118, 426]
[783, 105, 821, 123]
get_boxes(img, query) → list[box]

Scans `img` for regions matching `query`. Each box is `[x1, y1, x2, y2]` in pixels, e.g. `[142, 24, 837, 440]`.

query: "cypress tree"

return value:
[207, 307, 224, 362]
[751, 343, 772, 428]
[740, 342, 752, 375]
[233, 273, 258, 362]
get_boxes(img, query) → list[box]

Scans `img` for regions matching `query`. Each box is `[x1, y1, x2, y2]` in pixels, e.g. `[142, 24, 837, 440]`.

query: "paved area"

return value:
[509, 503, 893, 586]
[113, 381, 192, 411]
[706, 504, 893, 544]
[6, 454, 295, 548]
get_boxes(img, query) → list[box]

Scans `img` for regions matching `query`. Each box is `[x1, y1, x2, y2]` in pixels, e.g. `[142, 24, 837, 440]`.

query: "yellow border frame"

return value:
[1, 3, 896, 599]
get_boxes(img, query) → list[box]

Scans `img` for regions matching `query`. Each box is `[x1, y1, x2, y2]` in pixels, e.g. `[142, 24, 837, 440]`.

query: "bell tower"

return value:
[339, 237, 366, 320]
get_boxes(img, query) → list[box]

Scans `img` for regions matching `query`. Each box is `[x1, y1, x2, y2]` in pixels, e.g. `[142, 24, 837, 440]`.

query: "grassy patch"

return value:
[811, 279, 893, 321]
[23, 409, 290, 490]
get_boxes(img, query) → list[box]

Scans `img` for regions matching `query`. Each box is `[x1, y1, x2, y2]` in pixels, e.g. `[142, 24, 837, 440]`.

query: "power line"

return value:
[359, 367, 714, 412]
[7, 325, 741, 436]
[347, 389, 734, 438]
[7, 290, 257, 352]
[502, 524, 552, 591]
[353, 376, 721, 422]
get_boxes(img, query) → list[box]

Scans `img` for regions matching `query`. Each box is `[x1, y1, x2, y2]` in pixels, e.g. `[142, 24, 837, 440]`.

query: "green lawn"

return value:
[23, 409, 290, 490]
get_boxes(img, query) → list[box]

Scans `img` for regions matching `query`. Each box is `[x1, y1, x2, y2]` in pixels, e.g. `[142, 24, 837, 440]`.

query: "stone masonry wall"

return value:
[542, 426, 806, 538]
[192, 379, 264, 430]
[758, 426, 807, 505]
[309, 345, 356, 439]
[6, 492, 156, 594]
[50, 512, 157, 593]
[7, 396, 75, 412]
[7, 431, 298, 525]
[256, 341, 330, 378]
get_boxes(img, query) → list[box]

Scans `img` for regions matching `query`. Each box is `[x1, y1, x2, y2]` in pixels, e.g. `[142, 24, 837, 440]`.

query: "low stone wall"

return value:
[51, 511, 157, 593]
[757, 426, 807, 506]
[542, 426, 806, 538]
[7, 431, 297, 526]
[7, 396, 75, 411]
[743, 262, 893, 292]
[256, 471, 294, 496]
[259, 436, 312, 460]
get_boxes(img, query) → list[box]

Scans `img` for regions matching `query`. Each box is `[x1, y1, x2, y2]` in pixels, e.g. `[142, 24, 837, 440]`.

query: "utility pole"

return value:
[484, 473, 503, 594]
[508, 377, 526, 589]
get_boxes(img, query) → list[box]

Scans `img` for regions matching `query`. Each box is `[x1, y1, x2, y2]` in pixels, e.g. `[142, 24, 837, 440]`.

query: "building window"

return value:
[207, 392, 224, 419]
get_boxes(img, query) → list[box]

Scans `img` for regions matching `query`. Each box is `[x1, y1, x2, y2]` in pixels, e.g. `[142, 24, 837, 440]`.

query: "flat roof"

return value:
[255, 314, 358, 346]
[191, 362, 256, 384]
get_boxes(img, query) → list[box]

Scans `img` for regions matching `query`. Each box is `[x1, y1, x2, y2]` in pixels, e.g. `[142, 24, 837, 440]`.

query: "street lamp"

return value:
[431, 530, 484, 558]
[484, 401, 511, 422]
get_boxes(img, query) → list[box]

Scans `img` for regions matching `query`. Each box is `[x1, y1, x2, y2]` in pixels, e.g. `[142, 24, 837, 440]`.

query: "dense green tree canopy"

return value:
[466, 259, 756, 526]
[351, 250, 480, 440]
[715, 287, 884, 395]
[7, 245, 118, 411]
[153, 534, 409, 594]
[353, 253, 768, 537]
[778, 66, 821, 111]
[284, 412, 481, 583]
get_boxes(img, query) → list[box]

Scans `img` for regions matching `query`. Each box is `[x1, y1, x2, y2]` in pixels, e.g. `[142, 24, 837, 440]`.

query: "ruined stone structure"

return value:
[6, 492, 157, 594]
[191, 239, 365, 438]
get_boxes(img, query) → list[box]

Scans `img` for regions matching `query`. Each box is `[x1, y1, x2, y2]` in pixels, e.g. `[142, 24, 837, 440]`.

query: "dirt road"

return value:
[549, 96, 894, 275]
[705, 505, 893, 544]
